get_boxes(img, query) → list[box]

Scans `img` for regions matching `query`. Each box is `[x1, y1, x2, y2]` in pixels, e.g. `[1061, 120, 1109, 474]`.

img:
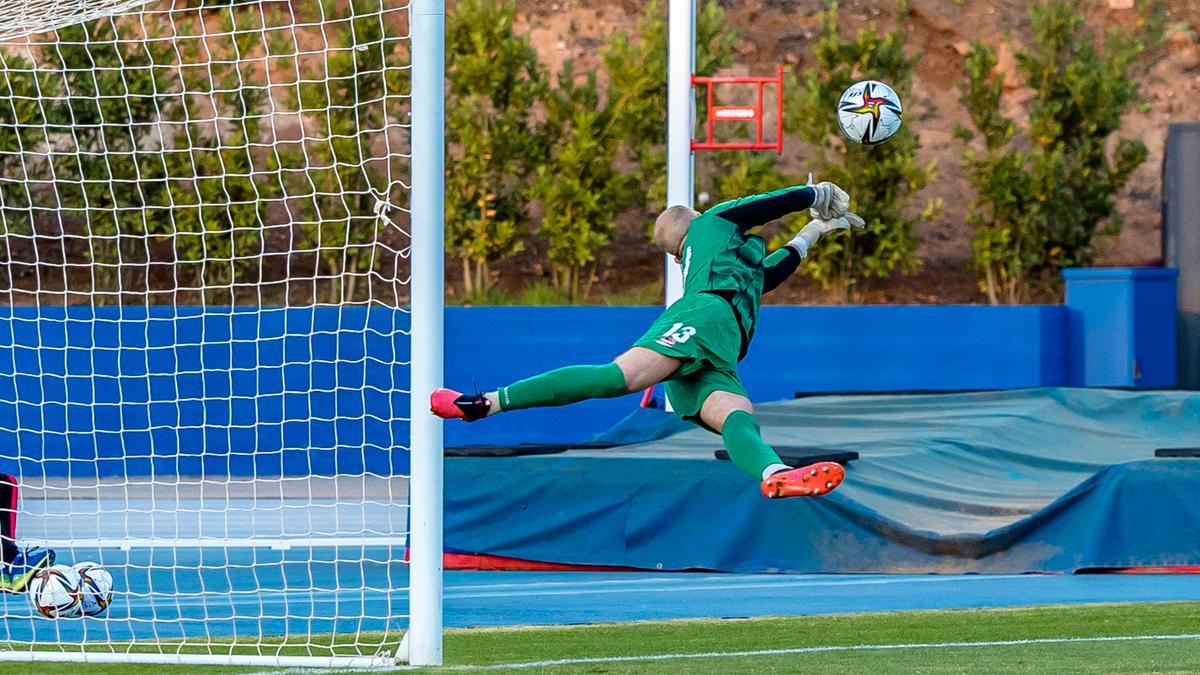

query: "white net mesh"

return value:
[0, 0, 157, 43]
[0, 0, 414, 666]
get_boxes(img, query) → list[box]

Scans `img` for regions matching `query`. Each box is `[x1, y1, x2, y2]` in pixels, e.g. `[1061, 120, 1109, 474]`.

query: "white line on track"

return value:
[5, 574, 1055, 613]
[443, 574, 1034, 600]
[443, 574, 1028, 592]
[240, 633, 1200, 673]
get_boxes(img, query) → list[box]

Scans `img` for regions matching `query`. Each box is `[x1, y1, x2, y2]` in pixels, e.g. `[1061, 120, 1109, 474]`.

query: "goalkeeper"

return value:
[432, 182, 864, 499]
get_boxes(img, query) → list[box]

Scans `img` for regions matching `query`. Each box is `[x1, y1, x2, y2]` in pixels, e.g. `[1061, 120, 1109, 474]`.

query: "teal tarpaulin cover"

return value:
[445, 389, 1200, 573]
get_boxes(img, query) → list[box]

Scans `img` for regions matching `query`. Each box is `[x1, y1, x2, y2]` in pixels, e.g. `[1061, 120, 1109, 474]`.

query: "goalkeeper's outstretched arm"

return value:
[708, 185, 815, 231]
[763, 214, 866, 293]
[763, 246, 802, 293]
[707, 181, 851, 231]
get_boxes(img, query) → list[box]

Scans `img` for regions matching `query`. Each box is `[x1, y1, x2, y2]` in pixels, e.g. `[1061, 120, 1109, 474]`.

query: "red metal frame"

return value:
[691, 64, 784, 153]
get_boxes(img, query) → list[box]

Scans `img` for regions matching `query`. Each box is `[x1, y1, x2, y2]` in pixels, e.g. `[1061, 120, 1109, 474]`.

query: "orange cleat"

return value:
[760, 461, 845, 499]
[430, 388, 492, 421]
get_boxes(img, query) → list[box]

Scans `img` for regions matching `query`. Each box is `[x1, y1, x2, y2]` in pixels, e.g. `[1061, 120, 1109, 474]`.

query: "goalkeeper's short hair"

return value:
[654, 205, 695, 254]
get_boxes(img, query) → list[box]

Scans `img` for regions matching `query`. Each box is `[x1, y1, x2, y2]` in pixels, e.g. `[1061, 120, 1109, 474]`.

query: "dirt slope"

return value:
[496, 1, 1197, 303]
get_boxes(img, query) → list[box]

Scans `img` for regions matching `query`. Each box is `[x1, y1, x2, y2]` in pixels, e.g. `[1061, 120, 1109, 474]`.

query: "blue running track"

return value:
[3, 544, 1200, 644]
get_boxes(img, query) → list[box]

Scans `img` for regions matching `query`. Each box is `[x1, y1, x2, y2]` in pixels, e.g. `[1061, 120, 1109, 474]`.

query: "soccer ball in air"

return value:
[28, 564, 82, 619]
[837, 80, 903, 145]
[73, 561, 114, 617]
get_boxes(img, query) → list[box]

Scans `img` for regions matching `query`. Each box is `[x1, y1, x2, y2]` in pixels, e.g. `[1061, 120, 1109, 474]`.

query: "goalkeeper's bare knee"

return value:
[700, 391, 754, 433]
[613, 347, 681, 392]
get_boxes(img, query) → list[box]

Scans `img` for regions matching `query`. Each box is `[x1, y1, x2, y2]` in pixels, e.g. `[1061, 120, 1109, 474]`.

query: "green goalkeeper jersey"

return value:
[679, 184, 817, 357]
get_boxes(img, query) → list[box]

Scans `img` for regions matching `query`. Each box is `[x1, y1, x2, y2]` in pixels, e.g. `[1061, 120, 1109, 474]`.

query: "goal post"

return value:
[406, 0, 446, 667]
[664, 0, 695, 309]
[0, 0, 443, 667]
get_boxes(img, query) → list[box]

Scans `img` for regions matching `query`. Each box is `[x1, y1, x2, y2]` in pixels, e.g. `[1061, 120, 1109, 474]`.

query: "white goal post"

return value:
[664, 0, 694, 310]
[408, 0, 446, 667]
[0, 0, 443, 667]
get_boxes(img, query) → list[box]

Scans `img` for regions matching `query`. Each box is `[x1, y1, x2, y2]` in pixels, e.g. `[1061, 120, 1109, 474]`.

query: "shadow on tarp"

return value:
[442, 388, 1200, 574]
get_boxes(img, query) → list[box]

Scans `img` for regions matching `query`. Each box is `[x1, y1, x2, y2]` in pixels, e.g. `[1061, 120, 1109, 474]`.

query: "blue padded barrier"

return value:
[445, 388, 1200, 573]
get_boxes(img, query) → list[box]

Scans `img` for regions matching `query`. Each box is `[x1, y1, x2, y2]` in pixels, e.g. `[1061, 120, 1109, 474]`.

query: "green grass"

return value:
[5, 602, 1200, 674]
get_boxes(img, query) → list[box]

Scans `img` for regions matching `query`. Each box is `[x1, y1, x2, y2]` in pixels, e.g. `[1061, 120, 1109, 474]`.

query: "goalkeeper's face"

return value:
[654, 206, 699, 262]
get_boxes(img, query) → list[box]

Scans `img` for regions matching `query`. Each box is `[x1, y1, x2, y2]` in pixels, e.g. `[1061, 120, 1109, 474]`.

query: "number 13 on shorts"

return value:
[656, 322, 696, 347]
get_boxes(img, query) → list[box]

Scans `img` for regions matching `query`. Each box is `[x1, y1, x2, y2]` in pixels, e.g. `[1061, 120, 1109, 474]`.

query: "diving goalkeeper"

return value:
[432, 182, 864, 499]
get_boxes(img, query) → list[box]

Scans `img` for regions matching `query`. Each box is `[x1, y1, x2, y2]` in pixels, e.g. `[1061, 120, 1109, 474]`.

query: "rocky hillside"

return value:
[499, 0, 1198, 303]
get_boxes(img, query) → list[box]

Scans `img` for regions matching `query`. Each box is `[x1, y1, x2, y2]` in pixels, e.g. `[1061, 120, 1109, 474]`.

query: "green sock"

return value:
[722, 410, 785, 479]
[497, 363, 628, 412]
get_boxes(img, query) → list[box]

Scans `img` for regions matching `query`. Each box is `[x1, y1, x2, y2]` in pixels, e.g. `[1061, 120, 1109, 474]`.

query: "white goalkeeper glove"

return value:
[786, 213, 866, 258]
[806, 173, 852, 221]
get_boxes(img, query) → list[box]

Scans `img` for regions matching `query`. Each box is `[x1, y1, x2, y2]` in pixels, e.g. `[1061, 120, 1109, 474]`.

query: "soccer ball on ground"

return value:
[73, 561, 114, 617]
[28, 564, 82, 619]
[837, 80, 903, 145]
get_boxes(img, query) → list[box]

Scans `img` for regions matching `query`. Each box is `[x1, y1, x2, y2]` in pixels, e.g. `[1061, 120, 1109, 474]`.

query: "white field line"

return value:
[243, 662, 403, 667]
[176, 575, 1036, 608]
[239, 633, 1200, 674]
[461, 633, 1200, 670]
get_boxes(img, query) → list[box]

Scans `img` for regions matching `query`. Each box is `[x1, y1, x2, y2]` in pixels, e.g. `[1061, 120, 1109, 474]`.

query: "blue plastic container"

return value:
[1064, 267, 1179, 388]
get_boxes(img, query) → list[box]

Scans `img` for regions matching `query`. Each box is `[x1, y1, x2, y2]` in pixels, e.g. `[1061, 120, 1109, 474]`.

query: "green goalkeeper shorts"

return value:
[633, 292, 748, 429]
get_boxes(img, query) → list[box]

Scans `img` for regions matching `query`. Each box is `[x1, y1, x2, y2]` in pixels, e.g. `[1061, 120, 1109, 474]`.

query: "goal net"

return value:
[0, 0, 443, 667]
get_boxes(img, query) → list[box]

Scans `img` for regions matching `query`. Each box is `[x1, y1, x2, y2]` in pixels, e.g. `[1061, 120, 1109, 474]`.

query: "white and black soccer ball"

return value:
[72, 561, 114, 617]
[28, 564, 82, 619]
[837, 80, 903, 145]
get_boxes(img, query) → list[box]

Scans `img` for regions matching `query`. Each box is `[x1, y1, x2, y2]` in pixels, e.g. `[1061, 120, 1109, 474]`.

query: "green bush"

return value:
[166, 7, 275, 301]
[40, 19, 181, 299]
[699, 152, 789, 214]
[531, 62, 628, 301]
[0, 9, 276, 303]
[786, 0, 938, 296]
[605, 0, 739, 218]
[0, 53, 51, 243]
[446, 0, 548, 297]
[0, 1, 416, 305]
[278, 0, 408, 304]
[957, 0, 1155, 303]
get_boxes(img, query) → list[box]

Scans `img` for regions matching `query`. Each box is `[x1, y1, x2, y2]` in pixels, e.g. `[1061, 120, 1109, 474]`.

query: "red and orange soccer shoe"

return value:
[430, 388, 492, 422]
[760, 461, 845, 499]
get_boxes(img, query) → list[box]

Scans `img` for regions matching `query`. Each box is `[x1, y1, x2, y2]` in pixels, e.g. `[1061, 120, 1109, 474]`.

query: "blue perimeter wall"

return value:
[452, 305, 1066, 446]
[0, 304, 1067, 477]
[0, 306, 410, 478]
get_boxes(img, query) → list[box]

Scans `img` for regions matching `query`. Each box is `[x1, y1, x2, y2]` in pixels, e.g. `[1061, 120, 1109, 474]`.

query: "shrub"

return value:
[531, 62, 628, 301]
[957, 0, 1156, 303]
[786, 0, 938, 296]
[41, 19, 181, 299]
[282, 0, 408, 304]
[529, 1, 741, 301]
[604, 0, 739, 217]
[445, 0, 548, 296]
